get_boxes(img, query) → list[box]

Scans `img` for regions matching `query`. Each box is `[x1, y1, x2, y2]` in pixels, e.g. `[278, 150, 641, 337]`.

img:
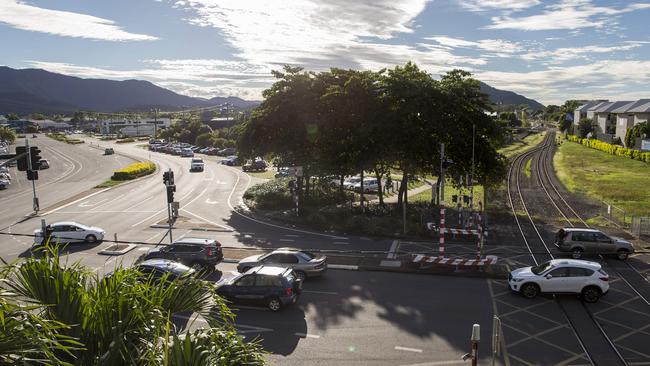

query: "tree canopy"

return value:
[239, 63, 508, 208]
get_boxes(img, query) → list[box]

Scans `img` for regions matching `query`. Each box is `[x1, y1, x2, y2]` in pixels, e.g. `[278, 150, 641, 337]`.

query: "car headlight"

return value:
[511, 278, 524, 282]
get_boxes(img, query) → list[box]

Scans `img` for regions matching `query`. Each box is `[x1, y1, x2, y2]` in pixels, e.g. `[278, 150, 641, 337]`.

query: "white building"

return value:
[612, 99, 650, 144]
[100, 118, 171, 136]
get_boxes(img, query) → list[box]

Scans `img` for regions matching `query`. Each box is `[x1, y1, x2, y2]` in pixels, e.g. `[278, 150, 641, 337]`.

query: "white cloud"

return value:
[520, 43, 645, 63]
[458, 0, 541, 12]
[487, 0, 650, 31]
[427, 36, 524, 54]
[0, 0, 157, 41]
[475, 60, 650, 104]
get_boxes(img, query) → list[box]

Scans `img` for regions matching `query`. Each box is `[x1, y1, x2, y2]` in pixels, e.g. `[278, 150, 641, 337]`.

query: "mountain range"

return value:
[0, 66, 544, 115]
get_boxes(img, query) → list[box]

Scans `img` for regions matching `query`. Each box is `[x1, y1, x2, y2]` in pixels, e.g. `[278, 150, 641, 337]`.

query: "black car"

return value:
[140, 238, 223, 270]
[216, 266, 302, 311]
[135, 259, 196, 282]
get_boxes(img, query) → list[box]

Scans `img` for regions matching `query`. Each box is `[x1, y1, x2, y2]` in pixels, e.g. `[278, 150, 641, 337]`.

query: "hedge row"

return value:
[116, 138, 136, 143]
[566, 135, 650, 164]
[111, 161, 156, 180]
[46, 133, 85, 144]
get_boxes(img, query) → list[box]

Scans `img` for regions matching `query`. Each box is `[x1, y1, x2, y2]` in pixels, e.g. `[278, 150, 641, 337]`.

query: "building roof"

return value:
[628, 100, 650, 113]
[593, 101, 633, 113]
[611, 98, 650, 113]
[576, 100, 609, 113]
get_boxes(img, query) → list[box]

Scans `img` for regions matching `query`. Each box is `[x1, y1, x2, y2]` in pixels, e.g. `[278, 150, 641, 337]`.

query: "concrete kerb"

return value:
[99, 243, 137, 255]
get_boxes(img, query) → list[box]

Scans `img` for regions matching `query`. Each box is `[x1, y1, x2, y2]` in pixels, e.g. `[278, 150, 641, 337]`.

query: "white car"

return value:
[38, 159, 50, 169]
[508, 259, 609, 303]
[342, 176, 362, 190]
[34, 221, 105, 245]
[190, 158, 204, 172]
[352, 178, 379, 192]
[0, 177, 9, 189]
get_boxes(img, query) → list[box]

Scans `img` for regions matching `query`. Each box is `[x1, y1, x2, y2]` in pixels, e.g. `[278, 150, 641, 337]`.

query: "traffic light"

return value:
[166, 184, 176, 203]
[30, 146, 42, 170]
[163, 170, 174, 185]
[27, 169, 39, 181]
[16, 146, 28, 171]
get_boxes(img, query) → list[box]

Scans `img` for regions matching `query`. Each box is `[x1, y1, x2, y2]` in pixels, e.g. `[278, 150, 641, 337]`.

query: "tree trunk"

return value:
[305, 174, 310, 197]
[374, 168, 384, 205]
[339, 174, 345, 200]
[399, 173, 409, 211]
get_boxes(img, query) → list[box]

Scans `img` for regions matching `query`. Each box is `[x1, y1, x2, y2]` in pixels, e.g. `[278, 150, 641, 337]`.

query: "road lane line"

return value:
[223, 165, 347, 240]
[123, 196, 153, 211]
[145, 231, 164, 243]
[302, 290, 338, 295]
[279, 239, 294, 242]
[180, 209, 234, 231]
[388, 240, 399, 259]
[41, 188, 112, 216]
[130, 188, 196, 227]
[394, 346, 423, 353]
[284, 234, 299, 237]
[295, 332, 320, 339]
[89, 194, 125, 211]
[333, 241, 349, 245]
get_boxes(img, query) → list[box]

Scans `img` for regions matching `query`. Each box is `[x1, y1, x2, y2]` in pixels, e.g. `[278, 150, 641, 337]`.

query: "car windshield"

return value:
[531, 261, 555, 275]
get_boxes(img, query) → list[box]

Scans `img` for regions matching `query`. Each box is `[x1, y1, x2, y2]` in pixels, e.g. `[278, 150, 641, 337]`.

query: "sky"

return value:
[1, 0, 650, 105]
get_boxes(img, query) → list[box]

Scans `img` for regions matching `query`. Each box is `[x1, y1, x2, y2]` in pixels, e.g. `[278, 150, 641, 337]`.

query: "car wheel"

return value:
[85, 234, 97, 243]
[268, 297, 282, 312]
[521, 283, 539, 299]
[295, 271, 307, 282]
[616, 249, 629, 260]
[571, 248, 583, 259]
[581, 286, 601, 303]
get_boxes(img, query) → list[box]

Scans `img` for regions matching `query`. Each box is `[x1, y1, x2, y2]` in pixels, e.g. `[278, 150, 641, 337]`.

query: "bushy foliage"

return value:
[111, 161, 156, 180]
[46, 133, 84, 144]
[115, 137, 135, 143]
[243, 178, 293, 209]
[576, 118, 593, 137]
[624, 121, 649, 148]
[566, 135, 650, 164]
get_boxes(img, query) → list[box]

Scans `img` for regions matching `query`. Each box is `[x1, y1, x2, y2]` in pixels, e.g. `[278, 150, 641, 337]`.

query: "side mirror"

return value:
[545, 274, 553, 279]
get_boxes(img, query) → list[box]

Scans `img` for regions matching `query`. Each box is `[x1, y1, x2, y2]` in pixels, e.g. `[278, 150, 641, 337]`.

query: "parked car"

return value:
[352, 178, 379, 193]
[237, 248, 327, 280]
[206, 148, 220, 156]
[139, 238, 223, 270]
[34, 221, 105, 244]
[216, 265, 302, 311]
[221, 155, 240, 166]
[342, 176, 362, 190]
[554, 228, 634, 260]
[242, 159, 267, 172]
[104, 148, 114, 155]
[508, 259, 609, 303]
[190, 157, 205, 172]
[133, 259, 196, 282]
[0, 177, 10, 189]
[38, 159, 49, 169]
[199, 148, 211, 154]
[218, 147, 236, 156]
[275, 168, 290, 178]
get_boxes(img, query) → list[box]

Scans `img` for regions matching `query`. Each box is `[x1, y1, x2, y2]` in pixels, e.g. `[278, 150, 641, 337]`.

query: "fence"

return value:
[598, 201, 630, 228]
[632, 217, 650, 238]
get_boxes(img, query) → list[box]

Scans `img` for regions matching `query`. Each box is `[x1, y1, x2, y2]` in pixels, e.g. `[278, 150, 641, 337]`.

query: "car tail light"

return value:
[599, 277, 609, 282]
[206, 248, 213, 256]
[286, 287, 293, 296]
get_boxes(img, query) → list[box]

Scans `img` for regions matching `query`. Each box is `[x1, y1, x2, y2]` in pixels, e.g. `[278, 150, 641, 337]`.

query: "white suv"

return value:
[190, 158, 204, 172]
[508, 259, 609, 303]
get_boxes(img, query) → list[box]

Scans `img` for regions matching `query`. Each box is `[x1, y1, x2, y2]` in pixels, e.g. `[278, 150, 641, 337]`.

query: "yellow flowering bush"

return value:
[565, 135, 650, 164]
[111, 161, 156, 180]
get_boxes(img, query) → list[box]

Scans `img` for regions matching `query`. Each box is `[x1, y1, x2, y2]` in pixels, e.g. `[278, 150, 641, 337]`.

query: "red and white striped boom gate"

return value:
[412, 254, 497, 267]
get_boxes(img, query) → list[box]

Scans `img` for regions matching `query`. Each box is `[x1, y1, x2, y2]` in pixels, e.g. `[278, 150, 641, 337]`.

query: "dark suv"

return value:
[140, 238, 223, 270]
[216, 266, 302, 311]
[242, 159, 267, 172]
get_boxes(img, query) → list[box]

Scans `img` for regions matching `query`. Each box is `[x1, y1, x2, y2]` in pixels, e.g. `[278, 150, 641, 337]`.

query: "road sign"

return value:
[288, 166, 303, 177]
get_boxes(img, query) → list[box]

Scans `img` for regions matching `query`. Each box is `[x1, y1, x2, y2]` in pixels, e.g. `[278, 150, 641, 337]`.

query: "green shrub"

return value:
[116, 138, 135, 143]
[565, 134, 650, 165]
[244, 179, 293, 210]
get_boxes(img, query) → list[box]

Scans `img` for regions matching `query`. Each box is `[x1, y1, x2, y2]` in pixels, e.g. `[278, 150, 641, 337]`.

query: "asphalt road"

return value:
[2, 135, 649, 365]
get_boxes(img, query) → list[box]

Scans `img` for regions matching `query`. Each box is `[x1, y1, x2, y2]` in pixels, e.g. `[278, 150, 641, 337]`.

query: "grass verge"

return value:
[523, 158, 532, 178]
[410, 180, 484, 204]
[94, 179, 124, 188]
[554, 140, 650, 217]
[245, 170, 277, 179]
[498, 131, 546, 158]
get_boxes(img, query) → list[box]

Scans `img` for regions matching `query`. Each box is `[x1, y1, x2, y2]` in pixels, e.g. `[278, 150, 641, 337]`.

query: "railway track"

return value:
[506, 130, 645, 365]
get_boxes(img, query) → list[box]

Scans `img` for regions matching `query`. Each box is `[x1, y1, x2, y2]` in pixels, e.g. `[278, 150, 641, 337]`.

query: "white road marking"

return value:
[145, 231, 164, 243]
[388, 239, 399, 259]
[328, 264, 359, 270]
[123, 196, 153, 211]
[79, 198, 108, 208]
[333, 241, 349, 245]
[131, 188, 197, 227]
[41, 188, 112, 216]
[89, 194, 126, 211]
[295, 332, 320, 339]
[279, 239, 294, 242]
[284, 234, 299, 237]
[205, 198, 219, 204]
[180, 209, 234, 231]
[138, 247, 149, 251]
[302, 290, 338, 295]
[394, 346, 423, 353]
[236, 324, 274, 334]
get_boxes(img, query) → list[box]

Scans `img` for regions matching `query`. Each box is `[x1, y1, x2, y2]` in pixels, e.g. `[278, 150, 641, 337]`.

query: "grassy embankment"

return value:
[498, 131, 546, 158]
[554, 140, 650, 220]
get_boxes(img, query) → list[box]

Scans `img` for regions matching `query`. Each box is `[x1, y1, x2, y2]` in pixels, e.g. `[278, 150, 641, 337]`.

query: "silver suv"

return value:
[554, 228, 634, 260]
[237, 248, 327, 281]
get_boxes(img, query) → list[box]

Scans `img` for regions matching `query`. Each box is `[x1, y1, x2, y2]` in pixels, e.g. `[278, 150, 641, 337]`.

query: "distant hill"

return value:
[0, 66, 542, 114]
[479, 82, 544, 110]
[0, 66, 259, 114]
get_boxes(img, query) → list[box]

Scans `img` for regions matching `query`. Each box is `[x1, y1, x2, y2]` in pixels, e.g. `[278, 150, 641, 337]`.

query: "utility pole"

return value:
[163, 169, 176, 244]
[470, 124, 475, 210]
[439, 143, 446, 257]
[25, 139, 39, 212]
[153, 108, 159, 139]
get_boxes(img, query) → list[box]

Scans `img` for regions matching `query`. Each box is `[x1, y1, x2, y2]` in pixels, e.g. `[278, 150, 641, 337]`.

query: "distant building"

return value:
[575, 99, 650, 146]
[573, 100, 609, 123]
[100, 118, 171, 136]
[29, 119, 71, 131]
[206, 117, 236, 129]
[0, 115, 7, 124]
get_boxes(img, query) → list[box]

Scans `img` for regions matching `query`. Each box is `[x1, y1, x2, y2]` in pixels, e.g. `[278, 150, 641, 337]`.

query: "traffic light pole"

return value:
[25, 139, 39, 212]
